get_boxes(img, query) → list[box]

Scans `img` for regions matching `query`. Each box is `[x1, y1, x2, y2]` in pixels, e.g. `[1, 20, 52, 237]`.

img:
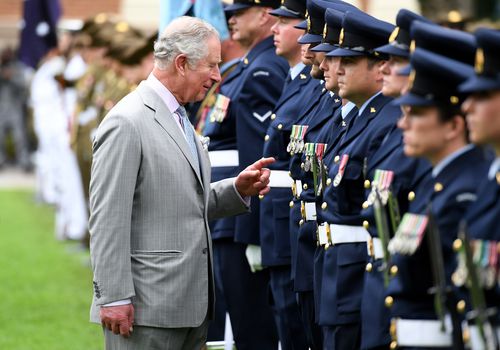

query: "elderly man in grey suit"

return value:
[89, 16, 274, 349]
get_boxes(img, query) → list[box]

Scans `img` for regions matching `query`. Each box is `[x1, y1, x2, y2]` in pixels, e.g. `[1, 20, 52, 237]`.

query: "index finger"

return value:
[251, 157, 275, 171]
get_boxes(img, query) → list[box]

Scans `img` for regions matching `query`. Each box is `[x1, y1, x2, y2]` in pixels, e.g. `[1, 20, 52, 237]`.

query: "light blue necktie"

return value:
[176, 105, 200, 170]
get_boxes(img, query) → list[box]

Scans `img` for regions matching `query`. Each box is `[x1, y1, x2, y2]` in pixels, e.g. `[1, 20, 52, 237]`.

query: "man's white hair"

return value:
[154, 16, 219, 70]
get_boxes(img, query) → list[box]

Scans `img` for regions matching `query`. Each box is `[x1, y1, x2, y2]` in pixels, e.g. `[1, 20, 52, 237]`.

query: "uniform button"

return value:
[390, 265, 398, 277]
[299, 219, 304, 226]
[434, 182, 443, 192]
[390, 341, 398, 350]
[303, 183, 308, 190]
[271, 113, 276, 120]
[363, 220, 369, 229]
[452, 238, 463, 252]
[366, 262, 373, 272]
[321, 202, 327, 210]
[456, 300, 466, 313]
[202, 248, 208, 254]
[289, 201, 294, 208]
[264, 135, 270, 141]
[326, 178, 332, 186]
[334, 155, 340, 163]
[408, 191, 415, 201]
[243, 58, 249, 65]
[362, 201, 369, 209]
[288, 171, 292, 177]
[385, 296, 394, 308]
[364, 180, 371, 189]
[259, 194, 264, 200]
[277, 123, 283, 130]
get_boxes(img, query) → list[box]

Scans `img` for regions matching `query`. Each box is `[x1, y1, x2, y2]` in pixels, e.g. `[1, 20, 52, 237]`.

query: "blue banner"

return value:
[18, 0, 61, 69]
[159, 0, 229, 40]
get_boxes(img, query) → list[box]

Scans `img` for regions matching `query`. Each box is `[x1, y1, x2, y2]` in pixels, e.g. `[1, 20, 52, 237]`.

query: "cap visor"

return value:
[269, 8, 302, 18]
[311, 42, 337, 52]
[294, 20, 307, 29]
[375, 44, 409, 58]
[224, 3, 251, 12]
[393, 92, 435, 107]
[297, 33, 323, 44]
[459, 75, 500, 93]
[397, 64, 411, 76]
[326, 47, 365, 57]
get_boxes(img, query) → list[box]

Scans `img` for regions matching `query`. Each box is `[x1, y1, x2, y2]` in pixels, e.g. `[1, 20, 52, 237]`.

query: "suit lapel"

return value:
[137, 82, 204, 186]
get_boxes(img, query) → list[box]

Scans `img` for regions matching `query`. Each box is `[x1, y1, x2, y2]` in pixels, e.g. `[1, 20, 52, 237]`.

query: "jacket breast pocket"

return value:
[337, 160, 364, 214]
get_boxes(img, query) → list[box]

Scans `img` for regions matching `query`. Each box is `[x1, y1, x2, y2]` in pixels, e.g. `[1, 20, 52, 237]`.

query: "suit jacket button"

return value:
[197, 188, 203, 195]
[202, 248, 208, 254]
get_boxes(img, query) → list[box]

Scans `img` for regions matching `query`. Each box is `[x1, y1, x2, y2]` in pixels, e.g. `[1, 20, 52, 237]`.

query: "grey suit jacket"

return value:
[89, 81, 248, 328]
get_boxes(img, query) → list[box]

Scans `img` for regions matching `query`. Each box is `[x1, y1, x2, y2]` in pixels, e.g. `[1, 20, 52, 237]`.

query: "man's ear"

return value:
[258, 7, 273, 26]
[446, 114, 467, 142]
[174, 54, 189, 76]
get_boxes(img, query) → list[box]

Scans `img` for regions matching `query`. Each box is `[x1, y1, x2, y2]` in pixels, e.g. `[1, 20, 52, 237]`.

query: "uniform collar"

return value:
[432, 144, 475, 178]
[146, 73, 180, 115]
[358, 91, 382, 116]
[341, 101, 356, 119]
[290, 62, 306, 80]
[488, 157, 500, 180]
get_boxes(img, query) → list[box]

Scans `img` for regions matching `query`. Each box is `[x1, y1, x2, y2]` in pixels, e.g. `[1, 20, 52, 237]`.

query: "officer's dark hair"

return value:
[366, 54, 387, 69]
[436, 103, 470, 141]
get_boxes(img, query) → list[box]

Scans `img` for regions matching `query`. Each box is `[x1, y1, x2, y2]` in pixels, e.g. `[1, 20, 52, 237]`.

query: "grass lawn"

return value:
[0, 190, 102, 349]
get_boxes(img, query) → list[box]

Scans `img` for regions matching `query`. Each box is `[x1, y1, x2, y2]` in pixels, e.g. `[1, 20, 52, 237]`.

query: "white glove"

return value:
[245, 244, 263, 273]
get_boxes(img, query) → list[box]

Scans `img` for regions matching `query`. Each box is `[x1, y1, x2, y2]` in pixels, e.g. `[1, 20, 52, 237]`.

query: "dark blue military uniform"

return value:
[309, 10, 395, 349]
[457, 28, 500, 347]
[232, 36, 289, 245]
[385, 48, 492, 349]
[203, 4, 287, 345]
[260, 65, 318, 268]
[358, 9, 434, 350]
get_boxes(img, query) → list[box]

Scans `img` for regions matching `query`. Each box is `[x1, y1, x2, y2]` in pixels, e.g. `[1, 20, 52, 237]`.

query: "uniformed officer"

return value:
[204, 1, 288, 348]
[312, 10, 396, 349]
[257, 1, 315, 348]
[386, 46, 491, 349]
[0, 47, 30, 170]
[457, 28, 500, 349]
[286, 1, 355, 348]
[357, 9, 434, 350]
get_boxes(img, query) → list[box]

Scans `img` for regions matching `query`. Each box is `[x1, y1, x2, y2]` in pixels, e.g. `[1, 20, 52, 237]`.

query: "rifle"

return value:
[456, 221, 498, 350]
[373, 188, 392, 287]
[426, 205, 465, 350]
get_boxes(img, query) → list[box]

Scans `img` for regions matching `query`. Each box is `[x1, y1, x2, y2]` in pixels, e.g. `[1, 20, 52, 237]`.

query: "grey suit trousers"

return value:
[104, 316, 209, 350]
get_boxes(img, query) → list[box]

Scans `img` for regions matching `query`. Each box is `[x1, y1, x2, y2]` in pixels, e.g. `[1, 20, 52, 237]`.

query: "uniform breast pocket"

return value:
[337, 161, 364, 214]
[272, 197, 292, 259]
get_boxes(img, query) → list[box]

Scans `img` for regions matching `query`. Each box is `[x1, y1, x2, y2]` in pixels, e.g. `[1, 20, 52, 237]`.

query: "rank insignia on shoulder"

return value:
[253, 70, 270, 77]
[388, 213, 428, 256]
[252, 110, 272, 122]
